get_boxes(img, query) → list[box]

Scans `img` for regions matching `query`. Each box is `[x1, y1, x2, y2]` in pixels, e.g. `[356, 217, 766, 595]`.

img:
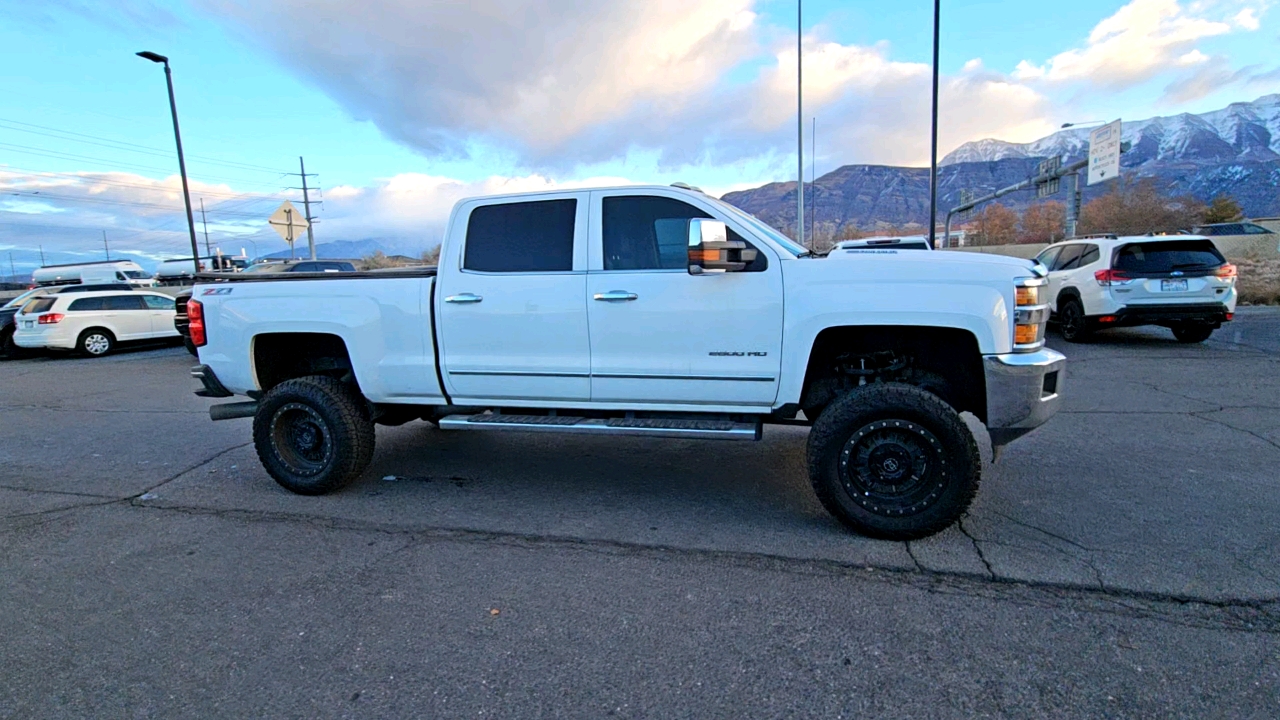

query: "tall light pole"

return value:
[927, 0, 941, 249]
[796, 0, 804, 248]
[136, 51, 201, 276]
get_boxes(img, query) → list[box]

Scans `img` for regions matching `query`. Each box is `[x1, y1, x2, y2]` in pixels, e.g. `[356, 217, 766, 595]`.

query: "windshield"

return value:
[3, 288, 46, 309]
[709, 197, 809, 257]
[124, 270, 152, 279]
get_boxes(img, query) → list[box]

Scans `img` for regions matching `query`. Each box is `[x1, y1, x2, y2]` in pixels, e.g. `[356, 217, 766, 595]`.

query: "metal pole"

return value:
[927, 0, 941, 249]
[796, 0, 804, 247]
[1066, 172, 1082, 238]
[102, 230, 110, 260]
[8, 253, 15, 280]
[39, 245, 45, 266]
[160, 61, 201, 275]
[300, 156, 316, 260]
[200, 198, 211, 256]
[811, 116, 816, 243]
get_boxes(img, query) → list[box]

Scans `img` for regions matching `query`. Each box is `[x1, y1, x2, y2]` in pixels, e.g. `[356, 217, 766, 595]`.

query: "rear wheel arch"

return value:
[77, 327, 116, 356]
[251, 332, 360, 395]
[797, 325, 987, 424]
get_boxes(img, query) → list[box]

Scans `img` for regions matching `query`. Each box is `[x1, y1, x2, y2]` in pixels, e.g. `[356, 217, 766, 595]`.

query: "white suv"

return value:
[1035, 235, 1237, 343]
[13, 291, 180, 357]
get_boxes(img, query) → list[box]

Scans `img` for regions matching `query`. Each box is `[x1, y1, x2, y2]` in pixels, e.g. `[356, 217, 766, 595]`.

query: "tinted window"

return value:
[1078, 244, 1101, 266]
[464, 199, 576, 272]
[288, 263, 317, 272]
[1114, 240, 1225, 274]
[68, 297, 106, 312]
[60, 283, 132, 293]
[106, 295, 147, 310]
[1053, 244, 1084, 271]
[143, 295, 175, 310]
[1243, 224, 1273, 235]
[1035, 247, 1062, 269]
[602, 196, 764, 271]
[23, 298, 58, 314]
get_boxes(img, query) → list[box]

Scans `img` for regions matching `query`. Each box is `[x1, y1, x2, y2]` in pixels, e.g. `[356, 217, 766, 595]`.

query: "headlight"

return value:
[1013, 277, 1049, 352]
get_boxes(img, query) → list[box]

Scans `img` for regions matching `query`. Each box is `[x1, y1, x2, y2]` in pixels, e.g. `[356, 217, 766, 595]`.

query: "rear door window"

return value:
[464, 199, 577, 273]
[68, 297, 106, 312]
[1113, 240, 1225, 275]
[1078, 244, 1100, 266]
[106, 295, 147, 310]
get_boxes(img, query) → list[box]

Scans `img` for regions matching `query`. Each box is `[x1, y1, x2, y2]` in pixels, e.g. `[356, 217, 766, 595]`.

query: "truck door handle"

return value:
[444, 293, 483, 304]
[593, 291, 638, 302]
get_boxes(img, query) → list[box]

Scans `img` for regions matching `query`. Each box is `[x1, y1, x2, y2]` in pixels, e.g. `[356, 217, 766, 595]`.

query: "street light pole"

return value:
[137, 51, 201, 276]
[927, 0, 941, 249]
[796, 0, 804, 248]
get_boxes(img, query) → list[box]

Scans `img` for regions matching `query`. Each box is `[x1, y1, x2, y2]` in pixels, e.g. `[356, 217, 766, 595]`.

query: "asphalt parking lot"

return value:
[2, 309, 1278, 718]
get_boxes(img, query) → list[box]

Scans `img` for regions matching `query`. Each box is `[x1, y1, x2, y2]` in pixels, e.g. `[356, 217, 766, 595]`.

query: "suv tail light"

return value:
[187, 299, 207, 347]
[1214, 263, 1237, 280]
[38, 313, 65, 324]
[1094, 269, 1133, 286]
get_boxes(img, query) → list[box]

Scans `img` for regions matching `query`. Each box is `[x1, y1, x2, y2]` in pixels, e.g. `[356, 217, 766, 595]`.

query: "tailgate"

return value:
[1110, 240, 1232, 306]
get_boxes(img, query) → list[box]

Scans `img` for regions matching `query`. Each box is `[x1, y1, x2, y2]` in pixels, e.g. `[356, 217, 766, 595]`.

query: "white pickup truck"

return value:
[189, 184, 1064, 539]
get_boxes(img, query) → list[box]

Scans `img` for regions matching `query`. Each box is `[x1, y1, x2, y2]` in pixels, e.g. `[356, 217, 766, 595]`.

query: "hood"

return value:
[824, 247, 1039, 272]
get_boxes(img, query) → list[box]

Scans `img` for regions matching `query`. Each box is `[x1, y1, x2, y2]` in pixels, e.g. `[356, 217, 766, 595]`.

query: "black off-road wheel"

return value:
[1057, 298, 1091, 343]
[807, 383, 980, 540]
[1171, 324, 1214, 343]
[77, 328, 115, 357]
[253, 375, 376, 495]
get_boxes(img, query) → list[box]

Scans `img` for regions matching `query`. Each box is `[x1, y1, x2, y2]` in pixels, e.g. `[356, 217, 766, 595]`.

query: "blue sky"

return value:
[1, 0, 1277, 271]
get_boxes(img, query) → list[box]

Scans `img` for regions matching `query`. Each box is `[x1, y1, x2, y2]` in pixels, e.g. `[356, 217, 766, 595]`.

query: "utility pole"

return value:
[199, 198, 212, 256]
[102, 230, 110, 260]
[811, 116, 816, 243]
[300, 156, 316, 260]
[796, 0, 804, 248]
[8, 252, 15, 281]
[39, 245, 45, 266]
[927, 0, 941, 250]
[1065, 173, 1080, 239]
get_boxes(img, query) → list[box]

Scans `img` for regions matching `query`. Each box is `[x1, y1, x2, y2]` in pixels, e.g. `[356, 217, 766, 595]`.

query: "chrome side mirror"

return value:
[687, 219, 757, 274]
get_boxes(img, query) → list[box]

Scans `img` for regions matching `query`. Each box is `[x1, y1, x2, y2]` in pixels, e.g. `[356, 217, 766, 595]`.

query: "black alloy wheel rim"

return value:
[839, 420, 946, 517]
[1061, 304, 1083, 338]
[271, 402, 333, 476]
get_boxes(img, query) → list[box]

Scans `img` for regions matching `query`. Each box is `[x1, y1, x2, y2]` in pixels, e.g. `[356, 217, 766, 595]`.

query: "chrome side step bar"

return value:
[437, 414, 761, 441]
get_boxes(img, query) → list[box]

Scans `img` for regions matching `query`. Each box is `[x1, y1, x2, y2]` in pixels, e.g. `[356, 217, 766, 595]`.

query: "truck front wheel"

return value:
[807, 383, 980, 540]
[253, 375, 375, 495]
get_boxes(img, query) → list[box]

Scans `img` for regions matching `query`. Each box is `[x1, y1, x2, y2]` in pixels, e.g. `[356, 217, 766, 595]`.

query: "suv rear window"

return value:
[23, 298, 58, 314]
[68, 297, 106, 312]
[1113, 240, 1225, 275]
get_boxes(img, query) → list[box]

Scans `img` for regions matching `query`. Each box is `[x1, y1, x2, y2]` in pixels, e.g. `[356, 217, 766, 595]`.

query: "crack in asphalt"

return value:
[903, 541, 925, 572]
[0, 442, 251, 523]
[955, 519, 996, 579]
[1190, 410, 1280, 452]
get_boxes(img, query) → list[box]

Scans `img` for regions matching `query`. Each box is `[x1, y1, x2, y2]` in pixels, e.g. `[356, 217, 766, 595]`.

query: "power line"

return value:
[0, 117, 292, 174]
[0, 142, 290, 188]
[4, 190, 276, 218]
[1, 166, 291, 201]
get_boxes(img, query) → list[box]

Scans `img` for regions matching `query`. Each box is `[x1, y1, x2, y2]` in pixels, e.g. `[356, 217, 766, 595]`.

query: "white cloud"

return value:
[1012, 0, 1261, 88]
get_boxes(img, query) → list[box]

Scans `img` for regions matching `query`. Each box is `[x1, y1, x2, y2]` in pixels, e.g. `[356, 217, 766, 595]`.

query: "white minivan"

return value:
[13, 291, 179, 356]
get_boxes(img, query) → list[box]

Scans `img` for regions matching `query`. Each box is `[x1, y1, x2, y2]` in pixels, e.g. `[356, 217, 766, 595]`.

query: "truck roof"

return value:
[457, 183, 710, 204]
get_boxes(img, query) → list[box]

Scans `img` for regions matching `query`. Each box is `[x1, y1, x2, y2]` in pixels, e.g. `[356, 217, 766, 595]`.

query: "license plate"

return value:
[21, 321, 34, 329]
[1161, 279, 1188, 292]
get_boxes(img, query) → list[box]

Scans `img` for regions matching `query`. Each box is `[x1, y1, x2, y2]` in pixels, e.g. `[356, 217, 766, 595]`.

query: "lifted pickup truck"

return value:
[190, 185, 1064, 539]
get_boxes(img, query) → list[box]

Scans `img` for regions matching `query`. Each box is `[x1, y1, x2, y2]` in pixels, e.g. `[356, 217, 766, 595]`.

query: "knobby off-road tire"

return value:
[807, 382, 981, 540]
[1171, 324, 1214, 343]
[1057, 298, 1091, 343]
[253, 375, 376, 495]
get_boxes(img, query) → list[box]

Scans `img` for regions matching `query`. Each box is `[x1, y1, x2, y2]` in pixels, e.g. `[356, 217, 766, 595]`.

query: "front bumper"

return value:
[983, 348, 1066, 448]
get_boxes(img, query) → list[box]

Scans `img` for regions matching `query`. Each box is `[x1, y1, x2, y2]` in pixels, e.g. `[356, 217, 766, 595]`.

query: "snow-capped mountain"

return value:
[942, 94, 1280, 166]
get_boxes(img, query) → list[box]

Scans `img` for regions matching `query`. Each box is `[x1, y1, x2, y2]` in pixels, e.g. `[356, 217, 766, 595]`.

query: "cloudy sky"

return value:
[1, 0, 1277, 273]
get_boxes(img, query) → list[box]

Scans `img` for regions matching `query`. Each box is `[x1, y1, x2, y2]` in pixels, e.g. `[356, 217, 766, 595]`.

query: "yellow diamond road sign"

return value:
[268, 201, 309, 243]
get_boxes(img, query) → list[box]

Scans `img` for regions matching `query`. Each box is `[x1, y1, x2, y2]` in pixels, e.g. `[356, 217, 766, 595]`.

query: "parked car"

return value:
[1, 283, 134, 358]
[1190, 222, 1275, 237]
[13, 290, 180, 357]
[189, 184, 1063, 540]
[1035, 235, 1237, 343]
[240, 260, 358, 273]
[32, 261, 156, 288]
[834, 236, 933, 251]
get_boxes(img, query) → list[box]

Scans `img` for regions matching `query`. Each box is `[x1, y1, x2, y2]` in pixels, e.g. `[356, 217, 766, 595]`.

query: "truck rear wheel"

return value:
[253, 375, 375, 495]
[807, 383, 980, 540]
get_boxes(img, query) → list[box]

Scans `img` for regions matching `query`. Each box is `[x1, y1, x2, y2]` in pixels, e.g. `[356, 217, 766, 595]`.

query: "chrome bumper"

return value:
[983, 348, 1066, 448]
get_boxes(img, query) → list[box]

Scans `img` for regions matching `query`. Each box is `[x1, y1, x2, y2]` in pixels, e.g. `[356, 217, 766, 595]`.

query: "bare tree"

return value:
[1078, 178, 1206, 236]
[1019, 201, 1066, 244]
[966, 203, 1019, 246]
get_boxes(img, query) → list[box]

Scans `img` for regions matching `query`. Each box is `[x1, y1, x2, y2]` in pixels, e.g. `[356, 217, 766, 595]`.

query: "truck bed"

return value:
[194, 267, 438, 283]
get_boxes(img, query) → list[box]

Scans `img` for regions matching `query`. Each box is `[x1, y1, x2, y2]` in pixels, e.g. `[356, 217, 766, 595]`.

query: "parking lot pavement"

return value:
[2, 310, 1278, 716]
